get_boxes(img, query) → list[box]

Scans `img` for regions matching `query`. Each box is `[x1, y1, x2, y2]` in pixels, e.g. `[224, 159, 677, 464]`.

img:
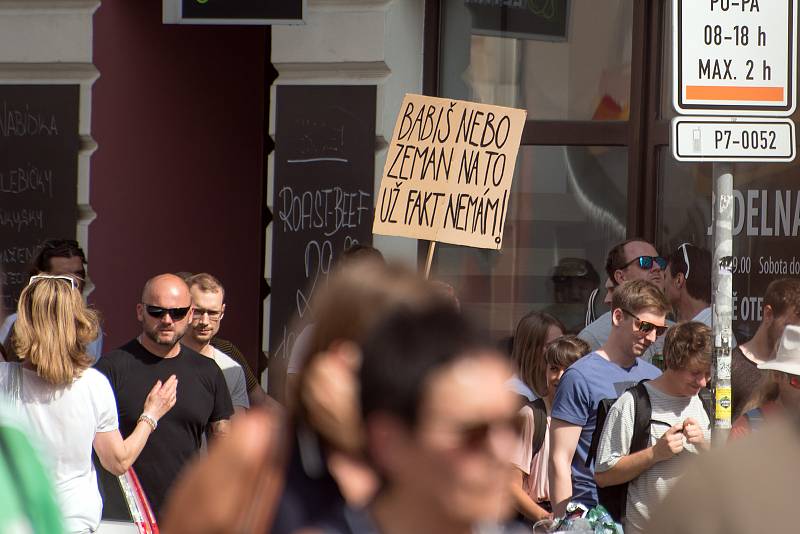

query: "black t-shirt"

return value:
[95, 339, 233, 517]
[731, 346, 764, 422]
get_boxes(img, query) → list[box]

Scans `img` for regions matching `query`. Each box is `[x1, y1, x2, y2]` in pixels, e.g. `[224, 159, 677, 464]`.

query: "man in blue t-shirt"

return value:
[549, 279, 669, 516]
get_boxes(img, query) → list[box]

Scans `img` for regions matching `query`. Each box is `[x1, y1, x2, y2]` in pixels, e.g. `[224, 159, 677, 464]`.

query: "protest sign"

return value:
[372, 94, 527, 251]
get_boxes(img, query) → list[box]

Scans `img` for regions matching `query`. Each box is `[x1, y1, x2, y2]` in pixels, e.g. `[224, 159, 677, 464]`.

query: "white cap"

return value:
[759, 325, 800, 375]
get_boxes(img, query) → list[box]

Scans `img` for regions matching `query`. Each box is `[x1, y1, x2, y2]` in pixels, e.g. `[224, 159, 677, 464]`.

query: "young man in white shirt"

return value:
[594, 321, 712, 534]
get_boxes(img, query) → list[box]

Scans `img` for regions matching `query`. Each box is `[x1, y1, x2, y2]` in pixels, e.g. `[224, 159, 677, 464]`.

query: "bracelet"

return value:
[138, 413, 157, 431]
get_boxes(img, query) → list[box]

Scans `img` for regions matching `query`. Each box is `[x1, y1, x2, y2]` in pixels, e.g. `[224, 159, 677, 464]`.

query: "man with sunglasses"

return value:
[182, 273, 249, 415]
[0, 238, 103, 362]
[95, 274, 233, 519]
[578, 239, 668, 361]
[550, 280, 668, 517]
[594, 321, 711, 534]
[358, 304, 524, 534]
[730, 278, 800, 421]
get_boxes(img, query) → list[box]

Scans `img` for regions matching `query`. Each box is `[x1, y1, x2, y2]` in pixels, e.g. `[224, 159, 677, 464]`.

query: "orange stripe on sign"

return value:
[686, 86, 785, 102]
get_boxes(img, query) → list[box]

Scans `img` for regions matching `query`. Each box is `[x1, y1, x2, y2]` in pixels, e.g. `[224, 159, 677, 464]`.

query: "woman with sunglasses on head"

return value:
[0, 276, 177, 534]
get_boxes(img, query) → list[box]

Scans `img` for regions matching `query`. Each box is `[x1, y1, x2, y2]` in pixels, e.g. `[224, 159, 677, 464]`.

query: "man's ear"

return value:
[136, 302, 144, 322]
[365, 413, 409, 477]
[611, 307, 624, 326]
[219, 303, 226, 320]
[613, 269, 626, 286]
[763, 304, 774, 324]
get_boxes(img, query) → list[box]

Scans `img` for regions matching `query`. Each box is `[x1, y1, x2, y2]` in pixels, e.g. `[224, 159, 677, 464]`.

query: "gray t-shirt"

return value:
[595, 382, 710, 534]
[577, 312, 668, 363]
[210, 347, 249, 409]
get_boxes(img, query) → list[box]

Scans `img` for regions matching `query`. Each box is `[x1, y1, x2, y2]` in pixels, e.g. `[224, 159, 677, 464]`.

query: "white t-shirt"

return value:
[595, 382, 711, 534]
[210, 347, 249, 409]
[0, 364, 118, 534]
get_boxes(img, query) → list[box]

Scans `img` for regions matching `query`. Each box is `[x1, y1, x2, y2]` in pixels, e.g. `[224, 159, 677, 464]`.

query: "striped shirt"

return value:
[595, 382, 710, 534]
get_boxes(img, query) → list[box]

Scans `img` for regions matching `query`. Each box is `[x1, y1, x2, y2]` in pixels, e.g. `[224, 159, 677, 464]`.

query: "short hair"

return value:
[29, 239, 86, 277]
[338, 244, 385, 270]
[510, 311, 565, 396]
[605, 237, 650, 285]
[185, 272, 225, 297]
[663, 321, 712, 371]
[13, 277, 98, 385]
[764, 278, 800, 318]
[667, 244, 711, 303]
[611, 279, 671, 316]
[544, 335, 591, 369]
[360, 304, 496, 428]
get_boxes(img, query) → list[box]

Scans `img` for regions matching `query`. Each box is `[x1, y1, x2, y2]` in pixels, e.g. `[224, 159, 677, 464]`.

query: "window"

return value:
[431, 0, 638, 339]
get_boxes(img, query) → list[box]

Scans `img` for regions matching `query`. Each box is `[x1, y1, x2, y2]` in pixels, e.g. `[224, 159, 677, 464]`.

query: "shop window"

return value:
[440, 0, 634, 120]
[656, 147, 800, 342]
[430, 145, 628, 337]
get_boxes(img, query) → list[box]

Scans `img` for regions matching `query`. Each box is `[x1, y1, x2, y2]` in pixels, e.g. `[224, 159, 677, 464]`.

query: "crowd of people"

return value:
[2, 236, 800, 534]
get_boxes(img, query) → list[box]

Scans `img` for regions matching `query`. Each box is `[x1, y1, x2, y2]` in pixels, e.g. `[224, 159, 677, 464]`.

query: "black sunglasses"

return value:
[621, 255, 668, 271]
[143, 304, 191, 321]
[621, 308, 668, 336]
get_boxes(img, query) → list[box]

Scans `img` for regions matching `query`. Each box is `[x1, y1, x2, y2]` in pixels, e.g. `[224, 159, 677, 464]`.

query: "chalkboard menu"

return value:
[0, 85, 79, 311]
[165, 0, 302, 24]
[466, 0, 569, 41]
[269, 85, 376, 378]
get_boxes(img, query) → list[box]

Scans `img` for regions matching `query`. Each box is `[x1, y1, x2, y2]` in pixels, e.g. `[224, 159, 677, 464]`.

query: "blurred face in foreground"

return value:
[373, 353, 519, 525]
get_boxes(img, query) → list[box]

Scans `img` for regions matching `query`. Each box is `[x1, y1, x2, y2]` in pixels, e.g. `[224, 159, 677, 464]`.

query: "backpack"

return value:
[585, 380, 652, 523]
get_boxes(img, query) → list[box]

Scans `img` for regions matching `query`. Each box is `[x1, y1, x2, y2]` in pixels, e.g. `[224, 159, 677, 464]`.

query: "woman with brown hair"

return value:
[1, 275, 177, 534]
[508, 311, 566, 401]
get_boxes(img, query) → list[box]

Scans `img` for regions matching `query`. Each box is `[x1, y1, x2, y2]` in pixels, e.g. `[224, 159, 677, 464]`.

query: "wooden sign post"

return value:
[373, 94, 527, 275]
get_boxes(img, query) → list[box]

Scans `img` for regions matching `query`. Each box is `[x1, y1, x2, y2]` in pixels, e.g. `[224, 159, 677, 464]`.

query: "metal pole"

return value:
[711, 162, 734, 444]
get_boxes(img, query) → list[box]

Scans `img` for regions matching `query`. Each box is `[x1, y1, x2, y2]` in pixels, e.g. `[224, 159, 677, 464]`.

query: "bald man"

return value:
[95, 274, 233, 518]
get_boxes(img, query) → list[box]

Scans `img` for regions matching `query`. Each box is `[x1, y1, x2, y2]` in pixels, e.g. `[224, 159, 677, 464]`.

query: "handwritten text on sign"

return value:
[372, 95, 527, 250]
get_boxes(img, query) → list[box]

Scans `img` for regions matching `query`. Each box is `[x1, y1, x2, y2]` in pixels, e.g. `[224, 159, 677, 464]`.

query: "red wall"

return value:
[90, 0, 267, 372]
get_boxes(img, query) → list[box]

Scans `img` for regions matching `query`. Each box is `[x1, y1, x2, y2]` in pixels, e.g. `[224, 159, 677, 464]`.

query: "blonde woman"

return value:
[0, 275, 177, 534]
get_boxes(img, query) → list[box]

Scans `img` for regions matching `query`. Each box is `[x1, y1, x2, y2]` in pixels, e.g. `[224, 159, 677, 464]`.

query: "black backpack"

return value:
[585, 380, 652, 523]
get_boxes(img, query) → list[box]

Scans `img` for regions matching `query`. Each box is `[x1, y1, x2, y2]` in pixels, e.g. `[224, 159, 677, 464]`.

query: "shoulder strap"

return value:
[629, 380, 652, 453]
[5, 363, 21, 404]
[744, 407, 764, 431]
[585, 397, 616, 468]
[529, 397, 547, 457]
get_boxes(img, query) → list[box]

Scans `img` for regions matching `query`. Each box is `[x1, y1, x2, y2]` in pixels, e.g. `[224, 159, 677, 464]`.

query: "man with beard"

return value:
[730, 278, 800, 421]
[95, 274, 233, 518]
[182, 273, 249, 415]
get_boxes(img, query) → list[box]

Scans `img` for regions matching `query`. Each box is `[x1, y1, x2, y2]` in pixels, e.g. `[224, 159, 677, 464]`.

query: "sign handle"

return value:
[424, 241, 437, 280]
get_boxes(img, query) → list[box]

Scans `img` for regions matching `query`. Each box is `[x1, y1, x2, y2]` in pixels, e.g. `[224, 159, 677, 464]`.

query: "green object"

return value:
[0, 412, 64, 534]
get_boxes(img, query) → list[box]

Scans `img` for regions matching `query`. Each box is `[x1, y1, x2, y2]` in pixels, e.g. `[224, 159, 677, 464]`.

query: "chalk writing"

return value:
[278, 186, 372, 237]
[0, 166, 54, 197]
[0, 102, 59, 137]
